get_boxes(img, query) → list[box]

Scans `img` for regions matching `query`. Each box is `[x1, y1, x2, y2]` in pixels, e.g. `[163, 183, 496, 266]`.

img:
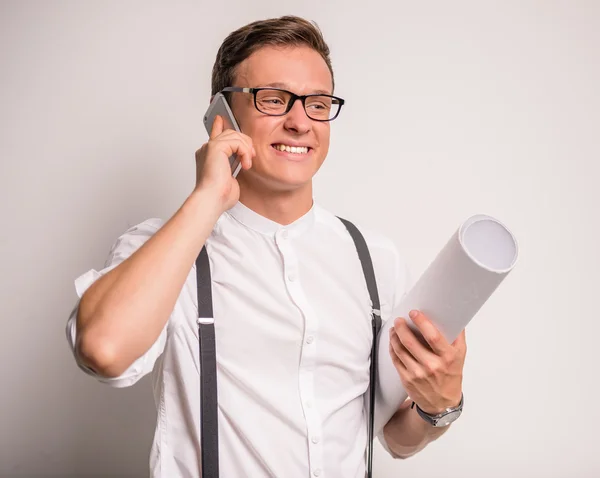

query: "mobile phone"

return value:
[203, 92, 243, 178]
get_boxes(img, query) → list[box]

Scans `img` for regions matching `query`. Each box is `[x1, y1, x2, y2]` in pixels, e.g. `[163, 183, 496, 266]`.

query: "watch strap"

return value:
[411, 393, 464, 425]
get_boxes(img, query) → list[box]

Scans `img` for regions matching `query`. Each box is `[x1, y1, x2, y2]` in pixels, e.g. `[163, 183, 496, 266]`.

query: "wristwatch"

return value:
[411, 393, 464, 427]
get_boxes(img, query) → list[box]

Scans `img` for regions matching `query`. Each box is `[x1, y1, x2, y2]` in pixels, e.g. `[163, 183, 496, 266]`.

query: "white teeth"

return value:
[274, 144, 308, 154]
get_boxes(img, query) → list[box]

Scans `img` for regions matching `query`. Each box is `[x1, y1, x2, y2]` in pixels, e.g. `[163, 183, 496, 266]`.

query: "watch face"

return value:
[436, 410, 461, 427]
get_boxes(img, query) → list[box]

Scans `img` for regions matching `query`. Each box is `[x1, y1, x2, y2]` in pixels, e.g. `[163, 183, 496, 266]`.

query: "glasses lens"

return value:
[255, 89, 291, 115]
[255, 89, 341, 121]
[305, 95, 340, 121]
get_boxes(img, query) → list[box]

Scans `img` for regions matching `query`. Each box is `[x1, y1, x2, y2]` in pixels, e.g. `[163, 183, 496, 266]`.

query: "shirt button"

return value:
[282, 230, 289, 239]
[306, 335, 314, 344]
[288, 272, 297, 282]
[311, 436, 320, 444]
[305, 400, 312, 408]
[313, 469, 321, 477]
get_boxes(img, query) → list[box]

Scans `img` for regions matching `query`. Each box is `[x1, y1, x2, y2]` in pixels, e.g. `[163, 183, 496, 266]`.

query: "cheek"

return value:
[316, 127, 331, 157]
[241, 121, 277, 149]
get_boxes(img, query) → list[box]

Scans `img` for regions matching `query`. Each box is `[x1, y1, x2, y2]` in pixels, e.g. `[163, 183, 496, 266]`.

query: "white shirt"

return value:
[66, 200, 410, 478]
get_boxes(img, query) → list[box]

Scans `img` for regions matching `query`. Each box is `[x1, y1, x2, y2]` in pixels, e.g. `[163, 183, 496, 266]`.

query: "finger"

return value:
[238, 137, 255, 170]
[238, 147, 253, 170]
[236, 132, 256, 160]
[452, 329, 467, 353]
[390, 326, 422, 373]
[210, 115, 224, 140]
[239, 132, 255, 152]
[215, 137, 253, 170]
[218, 130, 256, 159]
[408, 310, 452, 356]
[394, 317, 439, 368]
[389, 340, 408, 374]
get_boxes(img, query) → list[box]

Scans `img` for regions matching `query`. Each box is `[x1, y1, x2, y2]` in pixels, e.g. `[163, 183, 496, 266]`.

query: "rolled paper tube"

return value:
[374, 214, 519, 435]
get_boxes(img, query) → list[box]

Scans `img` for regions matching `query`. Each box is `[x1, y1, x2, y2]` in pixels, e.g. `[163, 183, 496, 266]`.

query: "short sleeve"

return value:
[373, 238, 412, 329]
[388, 244, 413, 323]
[374, 241, 413, 455]
[377, 246, 412, 458]
[65, 218, 168, 388]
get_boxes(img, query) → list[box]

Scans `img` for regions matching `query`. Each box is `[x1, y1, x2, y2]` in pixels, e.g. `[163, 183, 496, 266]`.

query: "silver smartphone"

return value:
[203, 92, 243, 178]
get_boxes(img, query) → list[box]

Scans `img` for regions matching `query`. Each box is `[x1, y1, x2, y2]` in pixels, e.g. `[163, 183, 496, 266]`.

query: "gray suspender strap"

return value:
[196, 246, 219, 478]
[195, 218, 382, 478]
[337, 217, 382, 478]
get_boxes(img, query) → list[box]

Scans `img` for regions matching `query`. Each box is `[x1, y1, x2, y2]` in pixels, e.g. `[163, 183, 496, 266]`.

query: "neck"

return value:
[237, 180, 314, 226]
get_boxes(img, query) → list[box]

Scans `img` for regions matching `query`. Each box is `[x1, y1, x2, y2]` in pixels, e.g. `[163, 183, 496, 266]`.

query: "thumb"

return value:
[210, 115, 224, 140]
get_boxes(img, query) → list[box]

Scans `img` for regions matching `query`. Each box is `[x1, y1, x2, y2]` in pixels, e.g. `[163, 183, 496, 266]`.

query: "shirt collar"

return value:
[226, 200, 316, 238]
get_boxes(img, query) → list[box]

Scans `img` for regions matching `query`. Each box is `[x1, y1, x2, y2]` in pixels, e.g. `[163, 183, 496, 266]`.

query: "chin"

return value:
[242, 164, 318, 192]
[241, 148, 323, 190]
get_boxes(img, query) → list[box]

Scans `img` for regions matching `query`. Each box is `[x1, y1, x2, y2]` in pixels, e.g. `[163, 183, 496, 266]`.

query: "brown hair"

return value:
[211, 15, 334, 96]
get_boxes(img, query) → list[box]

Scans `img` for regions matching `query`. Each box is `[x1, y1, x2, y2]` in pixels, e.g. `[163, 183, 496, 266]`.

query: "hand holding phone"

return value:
[194, 94, 255, 212]
[203, 93, 245, 178]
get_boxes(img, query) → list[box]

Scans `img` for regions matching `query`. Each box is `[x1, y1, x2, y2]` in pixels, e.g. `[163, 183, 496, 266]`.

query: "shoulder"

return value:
[314, 204, 401, 259]
[313, 204, 411, 292]
[117, 217, 165, 236]
[104, 217, 166, 265]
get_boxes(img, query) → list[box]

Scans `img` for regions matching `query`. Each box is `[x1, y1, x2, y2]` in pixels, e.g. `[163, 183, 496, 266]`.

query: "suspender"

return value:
[196, 246, 219, 478]
[337, 217, 382, 478]
[195, 217, 382, 478]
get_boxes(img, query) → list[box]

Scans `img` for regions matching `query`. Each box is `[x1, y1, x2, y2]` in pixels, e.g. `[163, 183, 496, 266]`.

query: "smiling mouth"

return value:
[271, 144, 312, 155]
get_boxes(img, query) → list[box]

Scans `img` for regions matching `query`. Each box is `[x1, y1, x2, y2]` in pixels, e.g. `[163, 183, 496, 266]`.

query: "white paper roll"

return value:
[374, 214, 519, 435]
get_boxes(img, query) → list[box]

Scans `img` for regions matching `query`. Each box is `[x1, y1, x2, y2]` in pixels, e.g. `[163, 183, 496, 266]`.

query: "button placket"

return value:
[299, 367, 323, 476]
[277, 239, 323, 476]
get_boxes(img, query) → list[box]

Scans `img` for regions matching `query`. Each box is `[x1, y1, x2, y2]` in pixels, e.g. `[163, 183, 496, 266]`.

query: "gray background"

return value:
[1, 1, 598, 477]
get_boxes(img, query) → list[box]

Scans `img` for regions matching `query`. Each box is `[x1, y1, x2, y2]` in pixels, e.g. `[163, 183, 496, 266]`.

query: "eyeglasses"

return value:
[221, 87, 345, 122]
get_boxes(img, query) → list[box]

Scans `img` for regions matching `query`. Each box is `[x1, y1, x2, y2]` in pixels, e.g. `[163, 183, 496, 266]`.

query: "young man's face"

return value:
[228, 45, 334, 193]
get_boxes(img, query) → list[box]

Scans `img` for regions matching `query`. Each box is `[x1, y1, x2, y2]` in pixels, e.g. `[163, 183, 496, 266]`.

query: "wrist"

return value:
[415, 393, 463, 416]
[186, 187, 228, 220]
[412, 393, 464, 428]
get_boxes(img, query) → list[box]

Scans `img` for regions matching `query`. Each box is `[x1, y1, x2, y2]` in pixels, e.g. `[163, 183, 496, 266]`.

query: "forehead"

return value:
[235, 45, 333, 95]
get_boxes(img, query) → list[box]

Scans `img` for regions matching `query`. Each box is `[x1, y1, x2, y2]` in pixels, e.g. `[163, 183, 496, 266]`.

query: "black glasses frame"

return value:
[220, 87, 345, 122]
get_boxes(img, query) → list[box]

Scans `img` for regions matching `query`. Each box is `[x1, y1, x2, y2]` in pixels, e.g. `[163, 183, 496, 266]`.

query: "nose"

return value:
[283, 98, 311, 134]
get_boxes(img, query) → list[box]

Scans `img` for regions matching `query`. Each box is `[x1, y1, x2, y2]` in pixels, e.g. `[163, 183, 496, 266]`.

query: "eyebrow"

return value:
[261, 82, 332, 95]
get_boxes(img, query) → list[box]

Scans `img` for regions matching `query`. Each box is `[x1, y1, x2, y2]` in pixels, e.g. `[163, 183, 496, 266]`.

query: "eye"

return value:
[262, 97, 285, 105]
[307, 102, 329, 111]
[306, 96, 332, 111]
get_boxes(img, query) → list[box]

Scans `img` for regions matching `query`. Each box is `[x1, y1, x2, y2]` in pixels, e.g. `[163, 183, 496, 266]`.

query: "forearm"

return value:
[382, 399, 451, 459]
[76, 189, 222, 377]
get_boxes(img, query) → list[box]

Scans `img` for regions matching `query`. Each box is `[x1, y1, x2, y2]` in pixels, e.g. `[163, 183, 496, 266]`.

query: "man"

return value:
[66, 15, 467, 478]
